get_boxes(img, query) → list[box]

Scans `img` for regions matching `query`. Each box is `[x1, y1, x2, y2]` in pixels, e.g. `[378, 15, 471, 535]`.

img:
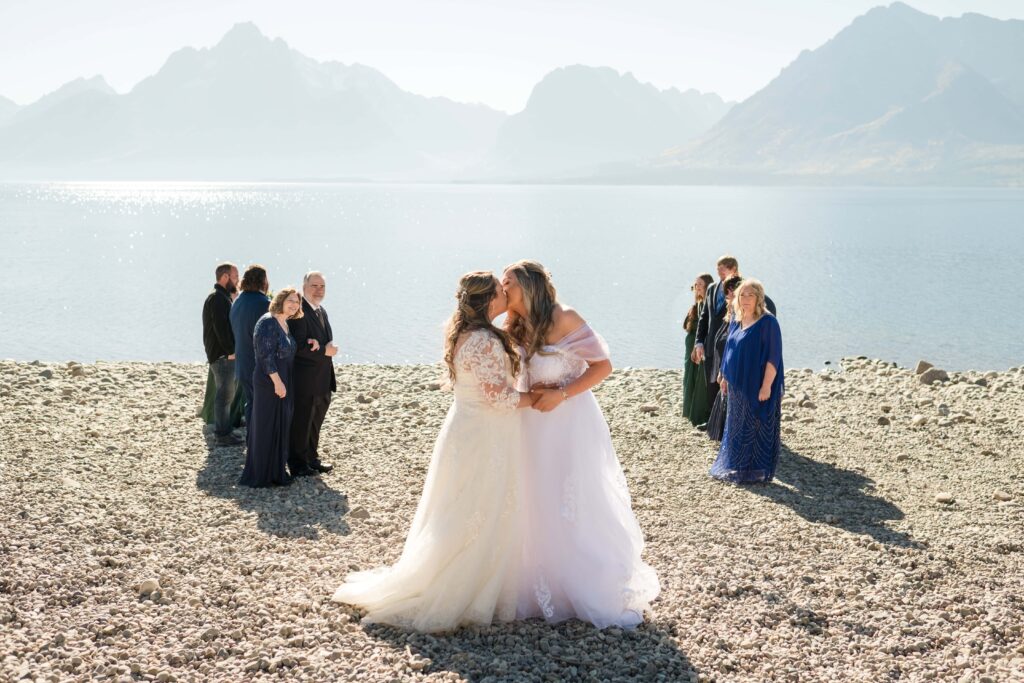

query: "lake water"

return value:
[1, 182, 1022, 371]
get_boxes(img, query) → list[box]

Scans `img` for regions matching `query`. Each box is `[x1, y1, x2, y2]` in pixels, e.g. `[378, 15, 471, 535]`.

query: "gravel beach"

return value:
[1, 358, 1022, 682]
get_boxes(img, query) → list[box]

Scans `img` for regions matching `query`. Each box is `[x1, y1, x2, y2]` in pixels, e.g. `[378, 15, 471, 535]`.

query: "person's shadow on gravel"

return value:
[196, 443, 350, 540]
[746, 446, 920, 548]
[362, 618, 697, 682]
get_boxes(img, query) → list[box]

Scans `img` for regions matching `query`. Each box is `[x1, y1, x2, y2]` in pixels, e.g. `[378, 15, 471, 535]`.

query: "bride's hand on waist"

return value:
[529, 382, 559, 391]
[530, 388, 567, 412]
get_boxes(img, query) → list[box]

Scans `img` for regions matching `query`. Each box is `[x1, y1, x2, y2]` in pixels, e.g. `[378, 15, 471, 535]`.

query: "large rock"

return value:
[920, 368, 949, 385]
[915, 360, 934, 375]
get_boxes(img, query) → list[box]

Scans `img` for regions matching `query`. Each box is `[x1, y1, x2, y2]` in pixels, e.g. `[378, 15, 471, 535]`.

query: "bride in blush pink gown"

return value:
[502, 260, 660, 628]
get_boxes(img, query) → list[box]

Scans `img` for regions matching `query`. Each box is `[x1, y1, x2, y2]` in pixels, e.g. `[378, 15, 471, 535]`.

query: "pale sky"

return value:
[1, 0, 1020, 113]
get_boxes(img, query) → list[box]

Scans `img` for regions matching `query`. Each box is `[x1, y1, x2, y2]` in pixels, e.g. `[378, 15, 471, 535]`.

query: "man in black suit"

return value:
[693, 255, 738, 381]
[288, 271, 338, 476]
[202, 262, 244, 447]
[693, 254, 778, 427]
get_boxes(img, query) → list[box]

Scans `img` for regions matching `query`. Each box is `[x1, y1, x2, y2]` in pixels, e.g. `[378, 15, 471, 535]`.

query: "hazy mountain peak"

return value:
[0, 94, 20, 125]
[58, 75, 115, 96]
[484, 64, 732, 179]
[222, 21, 266, 41]
[20, 75, 116, 113]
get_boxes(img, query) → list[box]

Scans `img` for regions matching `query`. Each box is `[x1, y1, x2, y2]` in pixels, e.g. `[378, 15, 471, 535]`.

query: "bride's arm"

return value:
[463, 331, 536, 410]
[531, 359, 611, 412]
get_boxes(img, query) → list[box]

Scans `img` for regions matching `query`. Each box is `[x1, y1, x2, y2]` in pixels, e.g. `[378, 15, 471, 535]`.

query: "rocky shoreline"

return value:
[1, 358, 1022, 682]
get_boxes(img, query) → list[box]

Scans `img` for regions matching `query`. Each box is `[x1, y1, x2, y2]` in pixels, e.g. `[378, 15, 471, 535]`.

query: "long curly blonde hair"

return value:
[443, 271, 521, 382]
[504, 260, 558, 361]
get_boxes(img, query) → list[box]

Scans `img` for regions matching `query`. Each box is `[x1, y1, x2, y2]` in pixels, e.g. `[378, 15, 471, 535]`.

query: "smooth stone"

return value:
[935, 493, 955, 505]
[993, 490, 1013, 502]
[920, 368, 949, 385]
[911, 415, 928, 427]
[138, 578, 161, 596]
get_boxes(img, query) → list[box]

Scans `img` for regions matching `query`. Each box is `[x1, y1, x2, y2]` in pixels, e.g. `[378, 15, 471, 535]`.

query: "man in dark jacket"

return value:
[693, 254, 778, 428]
[287, 271, 338, 476]
[202, 262, 243, 447]
[230, 264, 271, 432]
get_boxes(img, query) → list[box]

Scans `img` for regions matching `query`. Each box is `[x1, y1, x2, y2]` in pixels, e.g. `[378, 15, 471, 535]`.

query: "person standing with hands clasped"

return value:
[240, 288, 303, 488]
[288, 271, 339, 477]
[710, 279, 784, 484]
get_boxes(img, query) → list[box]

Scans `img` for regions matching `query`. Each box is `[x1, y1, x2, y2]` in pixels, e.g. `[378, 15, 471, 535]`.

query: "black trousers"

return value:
[289, 392, 331, 471]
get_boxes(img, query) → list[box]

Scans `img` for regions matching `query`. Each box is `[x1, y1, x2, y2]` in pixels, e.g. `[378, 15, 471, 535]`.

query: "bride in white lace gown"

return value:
[503, 260, 660, 628]
[332, 272, 536, 632]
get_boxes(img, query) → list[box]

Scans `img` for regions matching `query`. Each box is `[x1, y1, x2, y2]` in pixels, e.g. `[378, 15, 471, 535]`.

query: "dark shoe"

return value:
[215, 433, 246, 446]
[311, 462, 334, 474]
[695, 423, 708, 432]
[291, 466, 317, 478]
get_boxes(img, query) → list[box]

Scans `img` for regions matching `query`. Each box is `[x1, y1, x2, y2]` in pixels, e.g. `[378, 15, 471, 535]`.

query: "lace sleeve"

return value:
[254, 318, 280, 375]
[457, 330, 520, 411]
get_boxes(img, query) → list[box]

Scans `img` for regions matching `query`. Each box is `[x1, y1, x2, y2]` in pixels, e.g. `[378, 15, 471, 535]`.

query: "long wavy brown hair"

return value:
[684, 272, 715, 333]
[504, 260, 558, 361]
[443, 271, 521, 382]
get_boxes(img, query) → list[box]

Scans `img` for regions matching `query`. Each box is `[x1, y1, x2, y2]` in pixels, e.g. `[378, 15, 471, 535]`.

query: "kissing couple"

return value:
[332, 260, 660, 632]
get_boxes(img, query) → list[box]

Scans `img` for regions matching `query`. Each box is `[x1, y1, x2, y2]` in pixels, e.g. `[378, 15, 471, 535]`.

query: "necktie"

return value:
[317, 307, 326, 328]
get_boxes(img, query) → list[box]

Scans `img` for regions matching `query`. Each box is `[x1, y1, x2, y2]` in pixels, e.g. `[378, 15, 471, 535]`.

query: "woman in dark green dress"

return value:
[682, 273, 714, 426]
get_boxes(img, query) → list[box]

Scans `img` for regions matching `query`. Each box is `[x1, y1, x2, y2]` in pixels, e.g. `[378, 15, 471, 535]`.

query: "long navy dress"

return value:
[710, 314, 784, 483]
[240, 313, 296, 488]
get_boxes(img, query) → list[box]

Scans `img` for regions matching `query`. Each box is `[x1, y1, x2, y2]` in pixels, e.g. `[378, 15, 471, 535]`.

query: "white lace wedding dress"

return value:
[517, 324, 660, 628]
[332, 329, 522, 632]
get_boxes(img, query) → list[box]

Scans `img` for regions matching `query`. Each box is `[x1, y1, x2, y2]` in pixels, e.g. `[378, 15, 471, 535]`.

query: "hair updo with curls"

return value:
[443, 271, 520, 383]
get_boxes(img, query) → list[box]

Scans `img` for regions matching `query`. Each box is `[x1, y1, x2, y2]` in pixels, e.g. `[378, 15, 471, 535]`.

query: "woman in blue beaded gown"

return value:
[710, 279, 784, 484]
[239, 287, 302, 488]
[503, 260, 660, 629]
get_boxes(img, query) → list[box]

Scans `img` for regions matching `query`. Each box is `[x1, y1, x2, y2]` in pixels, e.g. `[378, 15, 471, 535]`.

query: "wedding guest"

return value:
[202, 262, 243, 447]
[710, 279, 784, 483]
[706, 274, 743, 442]
[230, 264, 270, 430]
[682, 273, 715, 426]
[288, 271, 338, 477]
[692, 255, 738, 419]
[239, 287, 303, 488]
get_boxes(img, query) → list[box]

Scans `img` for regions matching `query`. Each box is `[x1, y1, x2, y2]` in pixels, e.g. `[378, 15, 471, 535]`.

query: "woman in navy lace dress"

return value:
[710, 279, 784, 484]
[240, 287, 302, 488]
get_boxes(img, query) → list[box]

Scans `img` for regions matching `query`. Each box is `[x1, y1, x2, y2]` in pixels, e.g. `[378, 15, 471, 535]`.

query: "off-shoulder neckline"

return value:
[546, 323, 589, 347]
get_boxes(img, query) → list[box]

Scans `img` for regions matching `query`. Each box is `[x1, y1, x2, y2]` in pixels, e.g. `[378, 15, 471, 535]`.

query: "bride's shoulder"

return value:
[455, 328, 498, 355]
[550, 305, 587, 339]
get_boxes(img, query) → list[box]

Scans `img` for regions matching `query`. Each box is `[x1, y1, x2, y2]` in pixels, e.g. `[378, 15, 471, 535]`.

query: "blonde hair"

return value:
[504, 260, 558, 360]
[443, 272, 520, 382]
[268, 287, 304, 319]
[732, 279, 766, 320]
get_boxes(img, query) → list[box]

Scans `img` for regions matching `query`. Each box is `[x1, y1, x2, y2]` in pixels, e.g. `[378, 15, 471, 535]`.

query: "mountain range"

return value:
[648, 2, 1024, 185]
[1, 3, 1022, 185]
[0, 22, 727, 182]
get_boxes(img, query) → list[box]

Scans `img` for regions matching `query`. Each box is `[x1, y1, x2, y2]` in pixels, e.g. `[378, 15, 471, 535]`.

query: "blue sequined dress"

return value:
[240, 313, 296, 487]
[710, 314, 784, 483]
